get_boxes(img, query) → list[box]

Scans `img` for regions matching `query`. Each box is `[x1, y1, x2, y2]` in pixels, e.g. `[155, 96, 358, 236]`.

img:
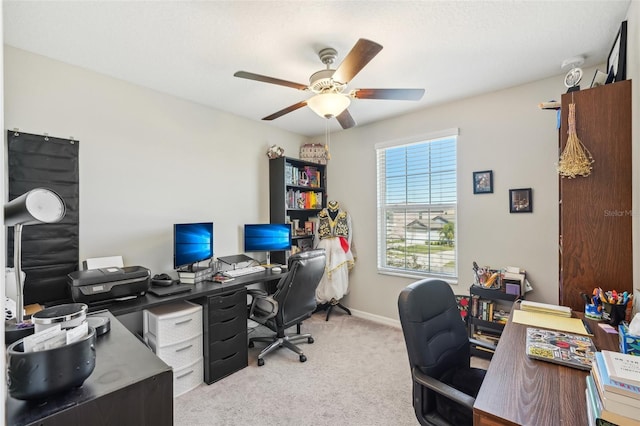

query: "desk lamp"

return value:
[4, 188, 66, 344]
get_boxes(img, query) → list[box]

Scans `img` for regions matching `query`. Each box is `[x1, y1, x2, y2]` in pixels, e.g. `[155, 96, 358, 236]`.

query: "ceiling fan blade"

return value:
[332, 39, 383, 84]
[262, 101, 308, 121]
[336, 109, 356, 129]
[352, 88, 425, 101]
[234, 71, 308, 91]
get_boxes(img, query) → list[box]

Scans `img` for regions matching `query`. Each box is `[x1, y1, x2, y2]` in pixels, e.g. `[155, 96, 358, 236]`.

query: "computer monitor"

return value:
[173, 222, 214, 271]
[243, 223, 292, 265]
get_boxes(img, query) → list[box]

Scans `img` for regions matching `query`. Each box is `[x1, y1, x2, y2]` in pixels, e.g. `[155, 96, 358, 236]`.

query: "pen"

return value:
[582, 319, 593, 335]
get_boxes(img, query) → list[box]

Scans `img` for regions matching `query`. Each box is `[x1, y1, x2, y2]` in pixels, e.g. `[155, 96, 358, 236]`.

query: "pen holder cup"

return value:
[602, 302, 627, 327]
[584, 304, 602, 320]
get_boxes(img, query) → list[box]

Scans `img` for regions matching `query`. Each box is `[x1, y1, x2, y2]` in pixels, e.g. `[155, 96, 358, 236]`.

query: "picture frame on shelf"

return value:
[606, 20, 627, 83]
[509, 188, 532, 213]
[473, 170, 493, 194]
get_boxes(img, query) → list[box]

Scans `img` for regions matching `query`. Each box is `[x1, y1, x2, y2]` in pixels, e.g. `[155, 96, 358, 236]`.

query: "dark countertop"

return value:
[6, 311, 173, 426]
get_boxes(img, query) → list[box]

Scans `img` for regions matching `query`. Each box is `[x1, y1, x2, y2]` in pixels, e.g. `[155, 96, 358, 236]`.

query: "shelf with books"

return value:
[469, 285, 519, 359]
[270, 156, 327, 264]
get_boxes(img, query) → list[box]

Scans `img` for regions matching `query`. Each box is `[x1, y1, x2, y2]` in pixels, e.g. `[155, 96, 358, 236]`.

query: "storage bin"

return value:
[173, 357, 203, 397]
[144, 301, 202, 346]
[147, 333, 203, 369]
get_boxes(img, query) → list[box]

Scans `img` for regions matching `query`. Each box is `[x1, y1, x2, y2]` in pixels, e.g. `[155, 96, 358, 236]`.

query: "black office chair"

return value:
[398, 279, 494, 426]
[247, 249, 326, 366]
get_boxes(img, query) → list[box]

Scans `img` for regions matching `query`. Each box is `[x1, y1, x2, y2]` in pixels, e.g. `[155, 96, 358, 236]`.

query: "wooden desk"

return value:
[6, 312, 173, 426]
[473, 301, 619, 426]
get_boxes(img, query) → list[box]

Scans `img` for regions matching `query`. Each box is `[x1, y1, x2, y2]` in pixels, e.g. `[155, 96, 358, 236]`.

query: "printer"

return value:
[68, 266, 150, 304]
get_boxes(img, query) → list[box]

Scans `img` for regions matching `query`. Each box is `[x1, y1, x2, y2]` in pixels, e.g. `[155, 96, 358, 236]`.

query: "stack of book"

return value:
[178, 266, 213, 284]
[586, 350, 640, 426]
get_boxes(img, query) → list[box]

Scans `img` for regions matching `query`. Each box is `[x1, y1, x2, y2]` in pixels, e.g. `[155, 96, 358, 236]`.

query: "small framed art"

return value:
[606, 20, 627, 83]
[473, 170, 493, 194]
[509, 188, 532, 213]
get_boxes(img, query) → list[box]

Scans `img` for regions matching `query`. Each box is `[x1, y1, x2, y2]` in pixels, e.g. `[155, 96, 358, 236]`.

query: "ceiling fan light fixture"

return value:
[307, 93, 351, 118]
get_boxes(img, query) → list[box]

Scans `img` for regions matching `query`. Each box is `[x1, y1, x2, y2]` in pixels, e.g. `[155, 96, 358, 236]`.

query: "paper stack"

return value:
[520, 300, 571, 318]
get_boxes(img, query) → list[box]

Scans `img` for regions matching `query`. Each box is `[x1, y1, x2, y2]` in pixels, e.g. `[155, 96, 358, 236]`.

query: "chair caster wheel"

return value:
[258, 358, 265, 366]
[248, 341, 254, 348]
[308, 337, 314, 344]
[299, 354, 307, 363]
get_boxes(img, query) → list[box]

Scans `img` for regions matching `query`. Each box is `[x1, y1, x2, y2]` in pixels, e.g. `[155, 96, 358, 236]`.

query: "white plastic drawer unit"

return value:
[147, 333, 203, 369]
[174, 357, 204, 397]
[143, 300, 203, 347]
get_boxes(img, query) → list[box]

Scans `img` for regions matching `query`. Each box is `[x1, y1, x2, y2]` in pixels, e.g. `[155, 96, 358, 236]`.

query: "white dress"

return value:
[314, 206, 355, 304]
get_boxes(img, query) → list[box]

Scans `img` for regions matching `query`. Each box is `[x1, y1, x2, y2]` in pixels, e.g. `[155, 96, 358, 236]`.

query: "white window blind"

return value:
[376, 132, 457, 278]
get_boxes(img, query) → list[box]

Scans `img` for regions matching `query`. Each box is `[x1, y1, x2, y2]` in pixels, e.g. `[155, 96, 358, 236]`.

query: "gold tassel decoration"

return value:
[557, 102, 594, 178]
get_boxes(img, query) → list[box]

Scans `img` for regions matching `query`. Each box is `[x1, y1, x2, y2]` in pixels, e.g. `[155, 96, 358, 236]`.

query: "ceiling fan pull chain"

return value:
[325, 119, 331, 161]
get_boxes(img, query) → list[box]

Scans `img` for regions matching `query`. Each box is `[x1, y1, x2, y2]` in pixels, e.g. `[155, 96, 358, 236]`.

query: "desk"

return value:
[6, 312, 173, 426]
[97, 269, 286, 317]
[473, 301, 619, 426]
[92, 269, 286, 384]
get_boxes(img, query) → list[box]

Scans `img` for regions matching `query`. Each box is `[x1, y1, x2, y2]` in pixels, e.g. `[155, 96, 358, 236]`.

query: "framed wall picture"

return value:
[473, 170, 493, 194]
[509, 188, 532, 213]
[606, 20, 627, 83]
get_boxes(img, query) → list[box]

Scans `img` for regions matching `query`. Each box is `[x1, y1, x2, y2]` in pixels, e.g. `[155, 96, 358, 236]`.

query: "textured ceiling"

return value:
[3, 0, 631, 137]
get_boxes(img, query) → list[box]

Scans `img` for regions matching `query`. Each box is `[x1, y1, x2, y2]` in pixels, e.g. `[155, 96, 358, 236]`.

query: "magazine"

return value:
[525, 327, 596, 370]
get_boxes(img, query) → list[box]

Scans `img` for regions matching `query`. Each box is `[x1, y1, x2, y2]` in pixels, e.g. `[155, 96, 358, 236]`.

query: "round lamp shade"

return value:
[307, 93, 351, 118]
[4, 188, 66, 226]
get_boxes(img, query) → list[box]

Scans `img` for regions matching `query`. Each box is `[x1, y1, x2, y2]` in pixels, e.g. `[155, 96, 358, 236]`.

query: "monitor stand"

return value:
[262, 251, 283, 268]
[217, 254, 255, 266]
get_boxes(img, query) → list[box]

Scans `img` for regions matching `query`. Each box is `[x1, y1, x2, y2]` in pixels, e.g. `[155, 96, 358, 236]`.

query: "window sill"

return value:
[377, 268, 458, 285]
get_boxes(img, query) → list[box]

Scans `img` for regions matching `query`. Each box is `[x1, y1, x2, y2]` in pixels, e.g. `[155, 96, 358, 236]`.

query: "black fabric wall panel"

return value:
[7, 131, 79, 305]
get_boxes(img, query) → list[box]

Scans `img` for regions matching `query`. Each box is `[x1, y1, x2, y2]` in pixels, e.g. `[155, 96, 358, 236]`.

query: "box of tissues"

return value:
[619, 318, 640, 356]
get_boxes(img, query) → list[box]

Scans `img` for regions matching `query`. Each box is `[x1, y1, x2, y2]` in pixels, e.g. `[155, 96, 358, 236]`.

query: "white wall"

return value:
[316, 66, 609, 321]
[3, 46, 306, 276]
[4, 3, 638, 324]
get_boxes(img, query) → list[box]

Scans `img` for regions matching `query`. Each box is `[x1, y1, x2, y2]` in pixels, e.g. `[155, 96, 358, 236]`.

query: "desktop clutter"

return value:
[581, 287, 633, 327]
[5, 302, 111, 400]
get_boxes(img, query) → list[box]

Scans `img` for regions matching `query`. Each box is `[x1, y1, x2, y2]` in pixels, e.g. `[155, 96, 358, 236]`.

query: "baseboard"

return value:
[349, 308, 401, 329]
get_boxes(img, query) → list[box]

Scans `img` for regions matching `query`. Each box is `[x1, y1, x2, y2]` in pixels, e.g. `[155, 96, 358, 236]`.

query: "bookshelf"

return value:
[269, 156, 327, 264]
[468, 285, 519, 358]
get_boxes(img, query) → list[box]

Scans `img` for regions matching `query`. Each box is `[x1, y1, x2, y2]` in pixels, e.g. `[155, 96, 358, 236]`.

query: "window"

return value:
[376, 130, 458, 278]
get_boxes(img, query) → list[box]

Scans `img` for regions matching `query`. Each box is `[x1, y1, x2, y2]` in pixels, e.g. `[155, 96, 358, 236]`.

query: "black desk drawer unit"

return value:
[199, 288, 248, 384]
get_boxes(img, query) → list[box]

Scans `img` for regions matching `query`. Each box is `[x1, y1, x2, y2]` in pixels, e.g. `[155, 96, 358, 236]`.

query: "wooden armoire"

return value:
[559, 80, 632, 312]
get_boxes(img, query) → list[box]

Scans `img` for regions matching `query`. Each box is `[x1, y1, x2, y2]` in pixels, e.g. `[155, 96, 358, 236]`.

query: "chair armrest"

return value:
[469, 337, 497, 353]
[247, 288, 269, 298]
[412, 367, 475, 410]
[248, 290, 278, 322]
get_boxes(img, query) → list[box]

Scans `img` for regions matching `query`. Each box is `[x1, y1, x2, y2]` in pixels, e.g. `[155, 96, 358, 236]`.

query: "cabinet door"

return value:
[559, 80, 632, 312]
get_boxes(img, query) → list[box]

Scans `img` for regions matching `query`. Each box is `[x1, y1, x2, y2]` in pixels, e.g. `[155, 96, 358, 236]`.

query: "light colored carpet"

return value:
[174, 311, 490, 426]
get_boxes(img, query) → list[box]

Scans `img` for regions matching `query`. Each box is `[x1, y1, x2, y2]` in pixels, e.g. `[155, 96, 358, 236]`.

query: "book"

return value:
[211, 275, 234, 283]
[587, 374, 640, 426]
[602, 350, 640, 388]
[177, 266, 212, 278]
[594, 352, 640, 400]
[525, 327, 596, 370]
[586, 389, 595, 426]
[593, 355, 640, 407]
[592, 364, 640, 419]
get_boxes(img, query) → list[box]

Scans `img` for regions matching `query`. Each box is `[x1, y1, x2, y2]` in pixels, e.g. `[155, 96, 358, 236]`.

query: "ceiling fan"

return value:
[234, 38, 425, 129]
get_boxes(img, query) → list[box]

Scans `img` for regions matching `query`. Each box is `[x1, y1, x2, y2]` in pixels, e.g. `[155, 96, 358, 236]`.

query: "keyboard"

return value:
[222, 265, 266, 277]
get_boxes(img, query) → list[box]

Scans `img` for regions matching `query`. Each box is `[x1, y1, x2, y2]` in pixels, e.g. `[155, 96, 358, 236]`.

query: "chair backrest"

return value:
[272, 249, 326, 329]
[398, 279, 471, 414]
